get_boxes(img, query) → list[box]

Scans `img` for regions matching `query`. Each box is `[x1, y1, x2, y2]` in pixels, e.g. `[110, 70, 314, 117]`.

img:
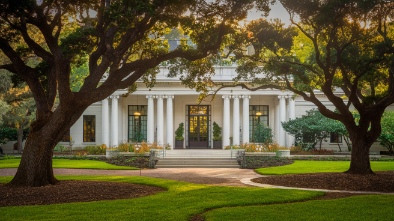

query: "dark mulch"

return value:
[0, 181, 164, 207]
[252, 171, 394, 193]
[1, 171, 393, 208]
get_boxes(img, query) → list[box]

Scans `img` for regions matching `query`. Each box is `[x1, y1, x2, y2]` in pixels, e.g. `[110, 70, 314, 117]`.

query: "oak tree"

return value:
[235, 0, 394, 174]
[0, 0, 271, 186]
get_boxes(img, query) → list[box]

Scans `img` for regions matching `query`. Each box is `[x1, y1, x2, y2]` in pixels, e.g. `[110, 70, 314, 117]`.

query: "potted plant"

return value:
[175, 122, 184, 149]
[212, 121, 222, 149]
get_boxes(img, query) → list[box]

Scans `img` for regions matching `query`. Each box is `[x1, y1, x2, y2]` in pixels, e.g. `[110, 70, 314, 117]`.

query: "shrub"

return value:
[253, 123, 273, 144]
[175, 123, 184, 141]
[118, 142, 134, 152]
[105, 155, 150, 168]
[134, 142, 151, 153]
[212, 121, 222, 141]
[84, 145, 106, 155]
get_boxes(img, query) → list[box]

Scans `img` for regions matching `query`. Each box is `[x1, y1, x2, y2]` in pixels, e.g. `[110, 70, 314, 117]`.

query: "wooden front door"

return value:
[188, 105, 209, 149]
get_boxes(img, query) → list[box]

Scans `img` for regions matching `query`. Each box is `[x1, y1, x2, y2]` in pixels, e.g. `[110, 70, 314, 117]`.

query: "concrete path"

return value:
[1, 168, 393, 195]
[0, 168, 262, 187]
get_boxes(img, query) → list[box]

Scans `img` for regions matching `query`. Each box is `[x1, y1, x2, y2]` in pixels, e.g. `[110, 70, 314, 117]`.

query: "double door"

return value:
[188, 105, 210, 149]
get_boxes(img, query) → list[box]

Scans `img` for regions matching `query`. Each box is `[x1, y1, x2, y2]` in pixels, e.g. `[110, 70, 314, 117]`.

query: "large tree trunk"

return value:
[8, 103, 87, 187]
[346, 133, 374, 174]
[9, 132, 58, 186]
[17, 127, 23, 153]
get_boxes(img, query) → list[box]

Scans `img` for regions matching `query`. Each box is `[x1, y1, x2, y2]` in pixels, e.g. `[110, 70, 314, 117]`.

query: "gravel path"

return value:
[0, 168, 263, 186]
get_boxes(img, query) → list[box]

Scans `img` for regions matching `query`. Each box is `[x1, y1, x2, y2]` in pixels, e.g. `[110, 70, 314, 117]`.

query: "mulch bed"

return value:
[252, 171, 394, 193]
[0, 181, 164, 207]
[1, 171, 393, 208]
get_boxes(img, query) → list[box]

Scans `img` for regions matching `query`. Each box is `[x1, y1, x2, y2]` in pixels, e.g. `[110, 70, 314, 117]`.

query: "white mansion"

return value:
[65, 65, 388, 153]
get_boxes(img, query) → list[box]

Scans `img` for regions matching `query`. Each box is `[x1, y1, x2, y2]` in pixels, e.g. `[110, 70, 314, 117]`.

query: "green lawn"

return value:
[0, 159, 137, 170]
[1, 175, 392, 221]
[204, 195, 394, 221]
[0, 176, 321, 221]
[256, 160, 394, 175]
[1, 160, 393, 220]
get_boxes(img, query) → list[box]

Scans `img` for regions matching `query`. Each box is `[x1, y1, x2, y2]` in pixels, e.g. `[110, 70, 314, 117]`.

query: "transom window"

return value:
[128, 105, 147, 142]
[249, 105, 269, 142]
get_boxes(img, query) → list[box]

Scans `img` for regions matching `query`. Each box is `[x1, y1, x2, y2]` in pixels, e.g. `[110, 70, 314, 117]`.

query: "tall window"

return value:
[83, 115, 95, 142]
[128, 105, 147, 142]
[249, 105, 269, 142]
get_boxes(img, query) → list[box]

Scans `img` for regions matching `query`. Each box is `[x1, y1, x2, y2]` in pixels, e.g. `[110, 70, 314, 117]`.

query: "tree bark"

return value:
[346, 134, 374, 174]
[9, 133, 58, 187]
[8, 103, 87, 187]
[17, 127, 23, 153]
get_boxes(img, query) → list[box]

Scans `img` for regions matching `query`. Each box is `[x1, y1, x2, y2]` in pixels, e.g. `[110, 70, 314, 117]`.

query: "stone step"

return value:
[155, 150, 241, 159]
[155, 158, 240, 168]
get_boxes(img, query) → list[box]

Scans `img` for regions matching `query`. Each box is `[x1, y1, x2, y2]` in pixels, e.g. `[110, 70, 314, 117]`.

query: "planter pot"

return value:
[106, 150, 119, 159]
[175, 140, 184, 149]
[213, 140, 222, 149]
[276, 149, 290, 158]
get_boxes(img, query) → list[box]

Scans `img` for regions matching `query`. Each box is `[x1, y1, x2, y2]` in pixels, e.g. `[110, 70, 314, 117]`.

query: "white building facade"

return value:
[65, 66, 388, 153]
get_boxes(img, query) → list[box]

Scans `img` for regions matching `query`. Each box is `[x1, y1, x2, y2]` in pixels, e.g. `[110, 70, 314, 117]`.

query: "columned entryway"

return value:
[100, 92, 296, 150]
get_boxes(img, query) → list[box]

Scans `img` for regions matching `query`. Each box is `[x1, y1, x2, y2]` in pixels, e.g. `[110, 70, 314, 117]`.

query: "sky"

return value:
[247, 2, 291, 25]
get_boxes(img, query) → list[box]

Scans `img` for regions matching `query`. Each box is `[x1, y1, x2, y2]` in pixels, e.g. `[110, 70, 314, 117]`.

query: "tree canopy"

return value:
[379, 111, 394, 155]
[0, 0, 273, 186]
[224, 0, 394, 174]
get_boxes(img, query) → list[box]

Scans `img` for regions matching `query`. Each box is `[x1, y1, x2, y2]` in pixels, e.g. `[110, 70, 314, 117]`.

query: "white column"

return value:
[147, 95, 155, 144]
[288, 96, 296, 146]
[242, 95, 250, 144]
[222, 95, 231, 148]
[166, 95, 174, 149]
[275, 98, 280, 144]
[232, 95, 240, 146]
[110, 95, 119, 147]
[279, 95, 286, 147]
[157, 95, 164, 146]
[101, 98, 109, 147]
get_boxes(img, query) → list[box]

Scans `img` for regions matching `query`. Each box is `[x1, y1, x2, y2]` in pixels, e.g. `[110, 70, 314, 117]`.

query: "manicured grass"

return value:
[256, 160, 394, 175]
[0, 159, 137, 170]
[0, 176, 322, 221]
[204, 195, 394, 221]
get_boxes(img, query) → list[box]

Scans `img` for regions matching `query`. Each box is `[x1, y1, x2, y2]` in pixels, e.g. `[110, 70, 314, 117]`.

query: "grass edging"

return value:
[0, 175, 322, 221]
[255, 160, 394, 175]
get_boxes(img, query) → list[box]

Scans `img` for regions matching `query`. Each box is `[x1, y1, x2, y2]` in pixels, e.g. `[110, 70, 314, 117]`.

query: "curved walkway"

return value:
[0, 168, 262, 187]
[1, 168, 393, 195]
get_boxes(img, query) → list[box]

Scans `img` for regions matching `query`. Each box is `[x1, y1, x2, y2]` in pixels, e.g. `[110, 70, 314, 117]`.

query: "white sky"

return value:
[247, 2, 290, 25]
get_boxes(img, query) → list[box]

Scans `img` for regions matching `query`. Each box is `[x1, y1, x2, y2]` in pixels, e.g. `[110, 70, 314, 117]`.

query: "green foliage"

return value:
[282, 109, 350, 151]
[252, 122, 273, 144]
[205, 195, 394, 221]
[379, 112, 394, 155]
[117, 143, 134, 152]
[175, 123, 184, 141]
[0, 127, 17, 144]
[0, 127, 28, 145]
[105, 156, 150, 168]
[0, 176, 320, 221]
[212, 121, 222, 141]
[231, 0, 394, 173]
[240, 156, 293, 169]
[84, 145, 106, 155]
[255, 160, 394, 175]
[0, 158, 136, 170]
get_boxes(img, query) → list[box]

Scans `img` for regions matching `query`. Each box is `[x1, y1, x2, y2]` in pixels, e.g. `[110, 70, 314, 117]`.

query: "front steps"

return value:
[154, 150, 241, 168]
[155, 158, 239, 168]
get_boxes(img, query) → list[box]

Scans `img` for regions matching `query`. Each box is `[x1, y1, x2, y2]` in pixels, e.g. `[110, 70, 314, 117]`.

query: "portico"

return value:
[99, 89, 296, 149]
